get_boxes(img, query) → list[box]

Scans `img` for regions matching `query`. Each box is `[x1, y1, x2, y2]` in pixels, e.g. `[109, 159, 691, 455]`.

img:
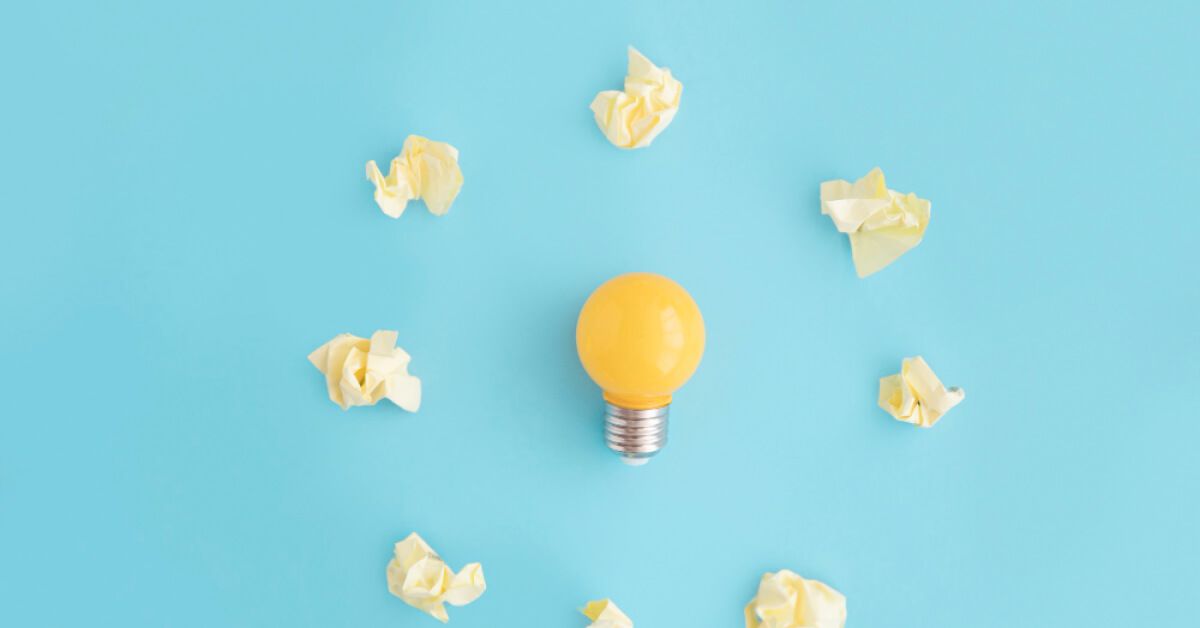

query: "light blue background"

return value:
[2, 1, 1198, 626]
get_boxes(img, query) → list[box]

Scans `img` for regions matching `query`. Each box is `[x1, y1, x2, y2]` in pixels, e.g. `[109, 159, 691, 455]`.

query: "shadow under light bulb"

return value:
[575, 272, 706, 465]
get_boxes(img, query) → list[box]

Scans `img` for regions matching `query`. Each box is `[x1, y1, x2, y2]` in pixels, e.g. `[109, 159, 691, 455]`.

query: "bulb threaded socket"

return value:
[604, 402, 669, 465]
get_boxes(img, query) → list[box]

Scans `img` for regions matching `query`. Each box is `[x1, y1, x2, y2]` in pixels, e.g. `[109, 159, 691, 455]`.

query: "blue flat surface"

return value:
[2, 1, 1198, 626]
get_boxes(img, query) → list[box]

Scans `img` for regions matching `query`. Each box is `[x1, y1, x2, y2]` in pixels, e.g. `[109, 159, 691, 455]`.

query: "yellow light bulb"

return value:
[576, 272, 705, 465]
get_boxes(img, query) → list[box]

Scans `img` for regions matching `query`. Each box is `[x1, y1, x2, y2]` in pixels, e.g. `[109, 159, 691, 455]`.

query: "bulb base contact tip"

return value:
[604, 403, 669, 465]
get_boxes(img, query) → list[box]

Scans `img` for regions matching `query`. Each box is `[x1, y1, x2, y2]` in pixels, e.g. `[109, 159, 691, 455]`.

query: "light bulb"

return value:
[575, 272, 706, 465]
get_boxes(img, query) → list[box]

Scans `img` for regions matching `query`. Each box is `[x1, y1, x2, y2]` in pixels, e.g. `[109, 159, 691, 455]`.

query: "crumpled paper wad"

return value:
[590, 47, 682, 149]
[879, 356, 964, 428]
[386, 533, 486, 623]
[366, 135, 463, 218]
[745, 569, 846, 628]
[581, 599, 634, 627]
[820, 167, 930, 277]
[307, 330, 421, 411]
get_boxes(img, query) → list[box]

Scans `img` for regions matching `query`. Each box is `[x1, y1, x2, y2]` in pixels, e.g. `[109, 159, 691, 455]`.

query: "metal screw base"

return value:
[604, 402, 669, 465]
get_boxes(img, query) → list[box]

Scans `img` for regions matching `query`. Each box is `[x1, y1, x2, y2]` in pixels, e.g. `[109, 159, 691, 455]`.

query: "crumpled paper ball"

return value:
[879, 355, 965, 428]
[581, 598, 634, 627]
[307, 330, 421, 411]
[386, 533, 486, 623]
[590, 47, 682, 149]
[820, 167, 930, 277]
[366, 134, 463, 218]
[744, 569, 846, 628]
